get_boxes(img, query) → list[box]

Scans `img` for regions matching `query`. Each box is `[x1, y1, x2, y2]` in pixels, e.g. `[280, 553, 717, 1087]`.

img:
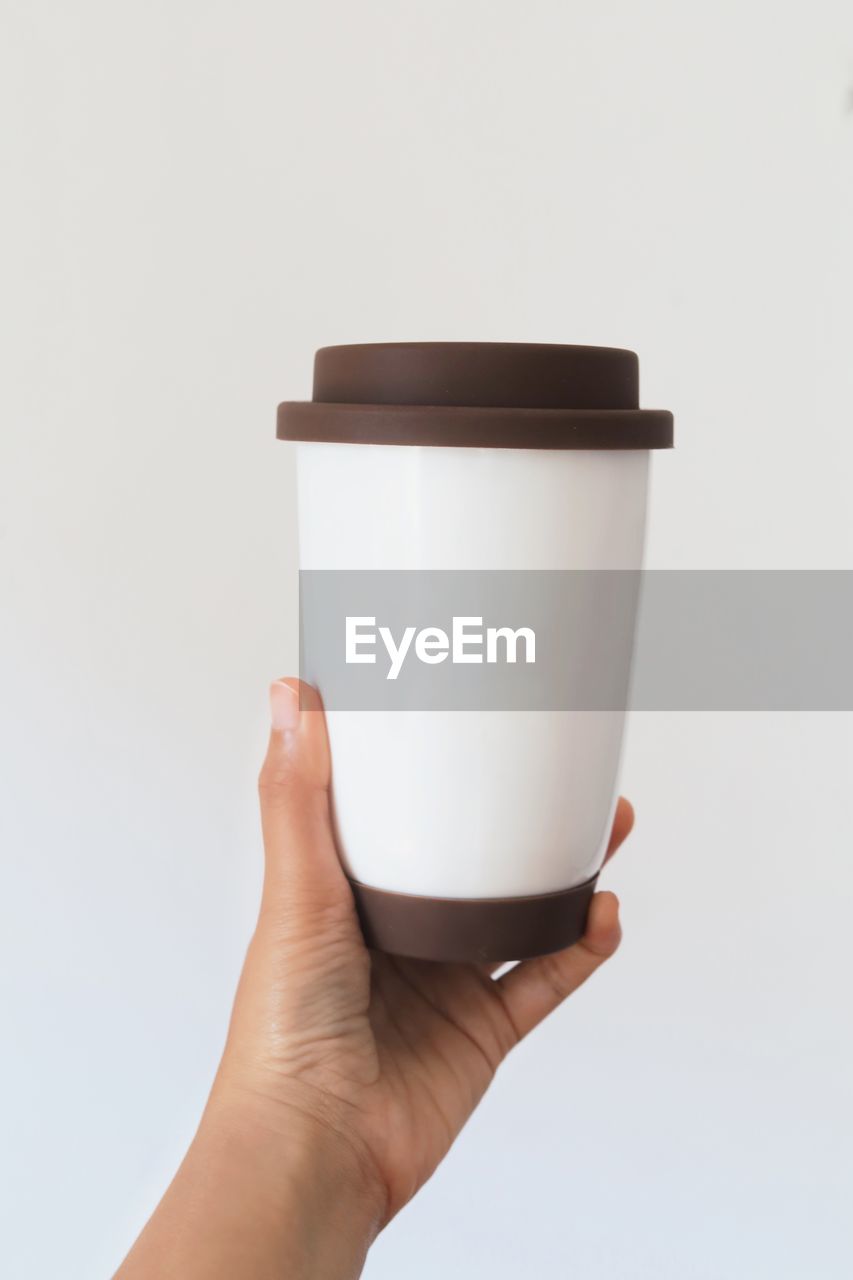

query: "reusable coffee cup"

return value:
[278, 343, 673, 963]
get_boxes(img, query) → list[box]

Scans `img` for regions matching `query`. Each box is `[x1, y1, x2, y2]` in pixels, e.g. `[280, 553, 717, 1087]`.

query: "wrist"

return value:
[118, 1078, 385, 1280]
[200, 1077, 387, 1259]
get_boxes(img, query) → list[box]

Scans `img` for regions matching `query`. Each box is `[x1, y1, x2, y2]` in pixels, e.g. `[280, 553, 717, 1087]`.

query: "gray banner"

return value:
[299, 570, 853, 710]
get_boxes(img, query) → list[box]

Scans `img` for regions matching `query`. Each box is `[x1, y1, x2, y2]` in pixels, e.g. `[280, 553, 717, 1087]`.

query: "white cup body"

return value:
[295, 442, 649, 899]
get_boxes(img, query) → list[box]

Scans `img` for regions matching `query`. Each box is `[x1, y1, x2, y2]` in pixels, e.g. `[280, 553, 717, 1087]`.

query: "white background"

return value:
[2, 2, 852, 1276]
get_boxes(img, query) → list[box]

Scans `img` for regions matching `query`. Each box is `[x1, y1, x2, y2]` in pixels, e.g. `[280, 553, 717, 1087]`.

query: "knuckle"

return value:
[258, 892, 357, 942]
[257, 758, 298, 798]
[486, 980, 523, 1050]
[578, 931, 620, 962]
[485, 984, 522, 1055]
[538, 953, 576, 1004]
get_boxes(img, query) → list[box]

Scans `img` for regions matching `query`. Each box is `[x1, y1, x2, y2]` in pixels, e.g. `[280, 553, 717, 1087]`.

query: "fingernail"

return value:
[270, 680, 300, 732]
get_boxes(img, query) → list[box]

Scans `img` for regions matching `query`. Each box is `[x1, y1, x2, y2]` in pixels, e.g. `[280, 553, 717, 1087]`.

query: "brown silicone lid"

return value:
[278, 342, 673, 449]
[348, 874, 600, 964]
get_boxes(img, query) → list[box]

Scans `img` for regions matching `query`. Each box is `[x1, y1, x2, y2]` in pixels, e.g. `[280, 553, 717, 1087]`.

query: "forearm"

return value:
[115, 1088, 383, 1280]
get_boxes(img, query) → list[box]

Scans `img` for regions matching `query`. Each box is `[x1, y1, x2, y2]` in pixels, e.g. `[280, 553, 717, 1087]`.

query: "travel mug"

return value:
[278, 343, 673, 963]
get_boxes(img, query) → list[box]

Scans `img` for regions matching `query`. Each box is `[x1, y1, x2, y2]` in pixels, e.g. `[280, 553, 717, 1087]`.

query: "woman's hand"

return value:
[116, 679, 633, 1279]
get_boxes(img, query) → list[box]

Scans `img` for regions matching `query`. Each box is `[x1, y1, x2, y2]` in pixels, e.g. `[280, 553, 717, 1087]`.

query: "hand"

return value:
[223, 680, 632, 1212]
[116, 679, 633, 1279]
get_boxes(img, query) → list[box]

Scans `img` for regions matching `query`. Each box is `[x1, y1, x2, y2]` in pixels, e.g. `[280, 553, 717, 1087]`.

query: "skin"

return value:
[116, 679, 634, 1279]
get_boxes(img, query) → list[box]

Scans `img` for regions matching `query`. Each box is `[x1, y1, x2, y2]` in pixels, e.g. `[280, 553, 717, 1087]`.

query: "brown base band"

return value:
[348, 875, 599, 964]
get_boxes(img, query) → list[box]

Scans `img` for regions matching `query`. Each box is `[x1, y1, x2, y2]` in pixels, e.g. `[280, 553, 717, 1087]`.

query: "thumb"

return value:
[257, 679, 351, 916]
